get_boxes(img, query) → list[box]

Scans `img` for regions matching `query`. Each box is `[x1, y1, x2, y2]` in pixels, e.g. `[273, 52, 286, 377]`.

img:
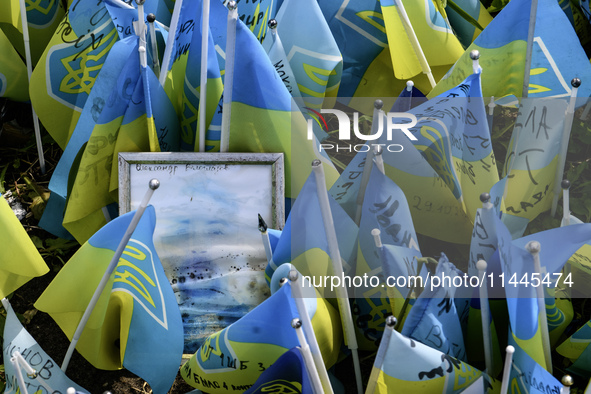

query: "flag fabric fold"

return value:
[0, 195, 48, 299]
[35, 206, 184, 394]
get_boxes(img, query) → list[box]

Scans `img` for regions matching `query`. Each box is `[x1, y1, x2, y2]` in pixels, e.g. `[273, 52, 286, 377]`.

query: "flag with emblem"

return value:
[0, 194, 48, 299]
[35, 205, 184, 394]
[491, 97, 567, 238]
[401, 254, 466, 361]
[429, 0, 591, 100]
[180, 280, 341, 394]
[30, 0, 120, 149]
[62, 35, 178, 243]
[275, 0, 342, 109]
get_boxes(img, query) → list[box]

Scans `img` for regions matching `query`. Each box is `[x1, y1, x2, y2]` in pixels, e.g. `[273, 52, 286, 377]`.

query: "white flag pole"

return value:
[292, 318, 324, 394]
[522, 0, 539, 98]
[525, 240, 552, 373]
[552, 78, 580, 216]
[10, 355, 28, 394]
[393, 0, 435, 88]
[354, 99, 384, 225]
[136, 0, 147, 68]
[18, 0, 45, 174]
[219, 1, 238, 152]
[365, 316, 397, 394]
[477, 260, 494, 374]
[289, 270, 334, 394]
[195, 0, 212, 152]
[159, 0, 183, 86]
[61, 179, 160, 372]
[311, 160, 363, 394]
[147, 13, 161, 78]
[500, 345, 515, 394]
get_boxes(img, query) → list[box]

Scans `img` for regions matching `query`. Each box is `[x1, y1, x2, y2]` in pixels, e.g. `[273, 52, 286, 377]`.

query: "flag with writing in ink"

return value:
[509, 346, 562, 393]
[180, 280, 341, 394]
[2, 299, 89, 394]
[353, 164, 421, 350]
[266, 171, 358, 291]
[222, 1, 339, 199]
[318, 0, 397, 111]
[368, 328, 487, 393]
[379, 70, 497, 244]
[429, 0, 591, 100]
[62, 35, 178, 243]
[35, 206, 184, 394]
[40, 0, 180, 241]
[243, 347, 313, 394]
[401, 254, 467, 362]
[0, 195, 48, 299]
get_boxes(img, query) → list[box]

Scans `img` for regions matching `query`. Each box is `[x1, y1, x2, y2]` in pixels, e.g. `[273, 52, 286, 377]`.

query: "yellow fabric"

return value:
[0, 196, 48, 299]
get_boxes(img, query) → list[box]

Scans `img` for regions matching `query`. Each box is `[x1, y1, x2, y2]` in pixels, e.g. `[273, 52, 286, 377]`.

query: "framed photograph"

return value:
[119, 152, 285, 352]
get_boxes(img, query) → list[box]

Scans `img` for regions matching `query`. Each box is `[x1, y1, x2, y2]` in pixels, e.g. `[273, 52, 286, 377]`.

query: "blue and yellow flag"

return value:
[493, 98, 567, 236]
[490, 214, 591, 369]
[401, 254, 467, 361]
[508, 346, 562, 393]
[557, 320, 591, 375]
[430, 0, 591, 99]
[180, 0, 224, 152]
[223, 5, 338, 198]
[2, 299, 89, 394]
[369, 328, 486, 393]
[180, 280, 341, 394]
[0, 0, 66, 67]
[243, 347, 313, 394]
[266, 172, 358, 290]
[379, 71, 497, 244]
[62, 36, 177, 243]
[0, 27, 29, 102]
[275, 0, 342, 109]
[35, 206, 184, 394]
[353, 164, 421, 349]
[29, 0, 119, 149]
[0, 195, 48, 299]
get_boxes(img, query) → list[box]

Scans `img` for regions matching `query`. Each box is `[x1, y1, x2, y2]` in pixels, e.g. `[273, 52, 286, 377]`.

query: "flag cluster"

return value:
[4, 0, 591, 393]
